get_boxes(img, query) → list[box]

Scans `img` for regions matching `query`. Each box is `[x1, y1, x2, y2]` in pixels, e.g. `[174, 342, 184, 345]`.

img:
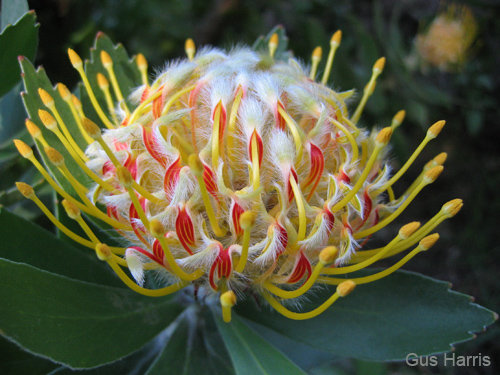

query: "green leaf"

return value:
[0, 11, 38, 97]
[145, 308, 235, 375]
[252, 25, 291, 62]
[0, 86, 27, 151]
[19, 32, 142, 219]
[20, 57, 91, 198]
[236, 270, 497, 361]
[47, 334, 164, 375]
[0, 206, 121, 287]
[0, 335, 58, 375]
[213, 308, 307, 375]
[79, 32, 142, 129]
[54, 192, 124, 250]
[244, 319, 340, 372]
[0, 258, 185, 369]
[1, 0, 29, 31]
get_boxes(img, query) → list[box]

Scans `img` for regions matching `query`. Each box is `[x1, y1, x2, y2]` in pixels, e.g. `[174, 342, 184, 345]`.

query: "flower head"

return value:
[15, 30, 461, 323]
[415, 4, 478, 72]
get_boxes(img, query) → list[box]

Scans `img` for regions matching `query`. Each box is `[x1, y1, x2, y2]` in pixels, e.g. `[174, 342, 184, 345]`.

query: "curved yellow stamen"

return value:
[370, 200, 460, 261]
[16, 184, 95, 249]
[227, 87, 243, 167]
[374, 121, 446, 196]
[40, 119, 117, 193]
[351, 57, 385, 124]
[84, 119, 165, 205]
[107, 256, 187, 296]
[57, 84, 93, 144]
[44, 147, 89, 198]
[321, 30, 342, 85]
[277, 106, 305, 159]
[322, 94, 349, 124]
[265, 247, 338, 299]
[289, 174, 306, 241]
[269, 33, 279, 58]
[319, 235, 438, 285]
[263, 279, 355, 320]
[149, 219, 204, 281]
[328, 114, 359, 162]
[71, 95, 85, 118]
[97, 73, 119, 126]
[188, 154, 226, 237]
[62, 199, 101, 244]
[161, 84, 196, 117]
[136, 53, 149, 86]
[235, 211, 256, 273]
[25, 119, 49, 148]
[354, 166, 443, 239]
[39, 109, 88, 164]
[128, 90, 162, 125]
[310, 46, 322, 80]
[32, 158, 126, 228]
[220, 290, 236, 323]
[251, 134, 260, 190]
[68, 49, 115, 129]
[185, 39, 196, 62]
[39, 89, 89, 162]
[101, 50, 130, 116]
[211, 102, 222, 172]
[403, 152, 448, 198]
[332, 127, 392, 212]
[324, 222, 420, 274]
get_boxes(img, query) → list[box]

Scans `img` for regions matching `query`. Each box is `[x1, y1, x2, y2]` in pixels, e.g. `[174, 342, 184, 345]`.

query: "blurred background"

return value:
[2, 0, 499, 374]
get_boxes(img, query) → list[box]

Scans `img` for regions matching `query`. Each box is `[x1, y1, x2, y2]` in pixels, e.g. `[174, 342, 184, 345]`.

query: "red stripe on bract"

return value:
[203, 163, 218, 198]
[175, 205, 195, 254]
[248, 129, 264, 166]
[275, 100, 286, 131]
[342, 214, 353, 235]
[273, 223, 288, 257]
[356, 188, 373, 230]
[163, 156, 182, 199]
[140, 86, 149, 103]
[152, 87, 164, 119]
[217, 248, 232, 279]
[212, 101, 227, 143]
[113, 140, 129, 151]
[107, 205, 119, 220]
[123, 152, 138, 180]
[102, 160, 115, 176]
[305, 142, 325, 199]
[231, 200, 245, 236]
[152, 240, 165, 264]
[359, 207, 380, 247]
[142, 125, 168, 168]
[129, 199, 149, 247]
[209, 243, 229, 290]
[235, 84, 246, 99]
[129, 246, 164, 266]
[287, 168, 299, 203]
[337, 166, 350, 184]
[287, 251, 312, 284]
[323, 205, 335, 232]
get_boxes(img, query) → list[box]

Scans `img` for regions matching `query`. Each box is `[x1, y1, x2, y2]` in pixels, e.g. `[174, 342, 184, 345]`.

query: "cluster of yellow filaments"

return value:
[15, 31, 462, 323]
[416, 4, 478, 72]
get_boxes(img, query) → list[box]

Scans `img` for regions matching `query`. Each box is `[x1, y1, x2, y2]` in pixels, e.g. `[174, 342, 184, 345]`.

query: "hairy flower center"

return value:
[15, 31, 461, 322]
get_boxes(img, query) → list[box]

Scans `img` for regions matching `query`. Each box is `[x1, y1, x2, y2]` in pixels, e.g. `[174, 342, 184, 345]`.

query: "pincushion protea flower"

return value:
[416, 4, 478, 72]
[14, 30, 462, 323]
